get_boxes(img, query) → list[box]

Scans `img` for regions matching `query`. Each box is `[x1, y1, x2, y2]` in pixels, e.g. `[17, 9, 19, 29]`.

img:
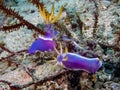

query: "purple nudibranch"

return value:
[28, 36, 56, 54]
[28, 24, 57, 54]
[57, 53, 102, 73]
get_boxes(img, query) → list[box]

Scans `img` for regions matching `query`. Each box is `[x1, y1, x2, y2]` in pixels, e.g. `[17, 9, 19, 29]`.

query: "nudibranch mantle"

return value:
[28, 36, 56, 54]
[57, 53, 102, 73]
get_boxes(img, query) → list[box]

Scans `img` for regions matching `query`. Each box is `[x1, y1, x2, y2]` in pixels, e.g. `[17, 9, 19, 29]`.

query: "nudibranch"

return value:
[53, 43, 102, 73]
[28, 4, 63, 54]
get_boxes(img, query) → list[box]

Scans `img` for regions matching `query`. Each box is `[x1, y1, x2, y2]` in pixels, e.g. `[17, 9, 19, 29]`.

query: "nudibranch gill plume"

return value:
[38, 3, 63, 24]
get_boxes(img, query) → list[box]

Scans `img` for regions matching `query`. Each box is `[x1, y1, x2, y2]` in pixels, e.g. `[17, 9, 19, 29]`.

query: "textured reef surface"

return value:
[0, 0, 120, 90]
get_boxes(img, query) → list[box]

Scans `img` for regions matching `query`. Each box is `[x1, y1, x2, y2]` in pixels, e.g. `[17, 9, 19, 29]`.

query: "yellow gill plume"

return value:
[49, 42, 68, 70]
[38, 3, 63, 24]
[39, 5, 45, 20]
[49, 4, 54, 22]
[51, 6, 63, 23]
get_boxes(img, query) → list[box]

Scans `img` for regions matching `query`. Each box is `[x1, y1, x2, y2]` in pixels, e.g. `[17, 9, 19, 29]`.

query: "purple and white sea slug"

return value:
[28, 24, 57, 54]
[54, 43, 102, 73]
[28, 4, 63, 54]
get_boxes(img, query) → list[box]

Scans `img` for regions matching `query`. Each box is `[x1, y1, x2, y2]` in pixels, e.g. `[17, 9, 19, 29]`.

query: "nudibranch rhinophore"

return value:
[54, 43, 102, 74]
